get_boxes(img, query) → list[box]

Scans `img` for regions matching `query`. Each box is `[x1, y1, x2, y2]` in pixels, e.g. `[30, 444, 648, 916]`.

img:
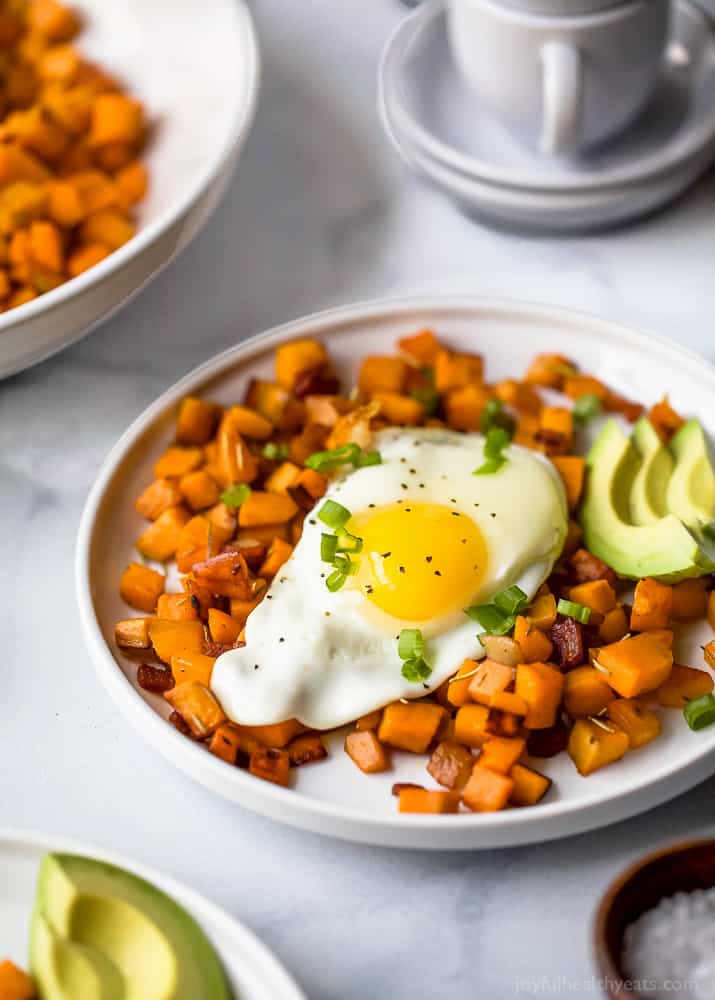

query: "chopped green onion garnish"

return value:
[326, 569, 347, 593]
[356, 450, 382, 468]
[573, 393, 602, 425]
[480, 399, 516, 436]
[305, 442, 361, 472]
[320, 533, 338, 563]
[494, 585, 528, 616]
[332, 553, 358, 576]
[398, 628, 425, 661]
[318, 499, 351, 530]
[220, 483, 251, 508]
[336, 532, 363, 554]
[464, 603, 514, 635]
[262, 441, 289, 460]
[474, 426, 511, 475]
[411, 387, 439, 416]
[557, 598, 592, 624]
[684, 693, 715, 731]
[401, 657, 433, 683]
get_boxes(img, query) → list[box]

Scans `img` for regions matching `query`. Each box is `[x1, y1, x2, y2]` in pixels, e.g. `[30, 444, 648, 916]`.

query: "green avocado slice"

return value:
[581, 420, 714, 582]
[30, 854, 232, 1000]
[666, 419, 715, 531]
[630, 416, 673, 525]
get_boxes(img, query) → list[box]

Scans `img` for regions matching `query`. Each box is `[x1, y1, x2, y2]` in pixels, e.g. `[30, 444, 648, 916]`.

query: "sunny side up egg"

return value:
[211, 428, 569, 730]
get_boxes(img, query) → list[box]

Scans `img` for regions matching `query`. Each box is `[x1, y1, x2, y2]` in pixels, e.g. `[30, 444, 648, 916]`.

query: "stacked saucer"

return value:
[379, 0, 715, 233]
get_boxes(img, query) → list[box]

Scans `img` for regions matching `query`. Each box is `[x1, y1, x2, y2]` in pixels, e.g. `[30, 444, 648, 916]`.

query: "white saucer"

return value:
[381, 88, 713, 233]
[380, 0, 715, 198]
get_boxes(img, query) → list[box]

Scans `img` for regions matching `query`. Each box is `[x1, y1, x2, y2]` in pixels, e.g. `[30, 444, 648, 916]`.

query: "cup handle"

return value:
[540, 41, 583, 156]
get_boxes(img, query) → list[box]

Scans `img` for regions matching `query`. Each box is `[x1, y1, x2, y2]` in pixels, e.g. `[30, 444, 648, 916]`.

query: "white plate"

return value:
[0, 830, 305, 1000]
[0, 0, 259, 380]
[76, 296, 715, 850]
[380, 92, 712, 234]
[381, 0, 715, 193]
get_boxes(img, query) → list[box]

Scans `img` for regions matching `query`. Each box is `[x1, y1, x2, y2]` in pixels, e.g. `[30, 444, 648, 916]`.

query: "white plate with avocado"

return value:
[0, 830, 306, 1000]
[76, 296, 715, 850]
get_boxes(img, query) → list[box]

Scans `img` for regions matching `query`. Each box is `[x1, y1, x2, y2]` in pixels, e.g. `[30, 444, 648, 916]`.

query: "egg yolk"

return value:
[350, 502, 488, 622]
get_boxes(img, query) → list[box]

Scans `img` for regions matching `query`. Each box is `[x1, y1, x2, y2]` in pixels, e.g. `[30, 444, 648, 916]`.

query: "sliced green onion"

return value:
[305, 442, 361, 472]
[573, 393, 602, 425]
[684, 693, 715, 731]
[320, 533, 338, 562]
[481, 399, 516, 436]
[494, 585, 528, 616]
[464, 603, 514, 635]
[398, 628, 425, 661]
[332, 553, 358, 576]
[401, 657, 433, 683]
[474, 456, 507, 476]
[318, 499, 351, 530]
[326, 569, 347, 593]
[336, 532, 363, 554]
[557, 598, 592, 624]
[356, 450, 382, 468]
[220, 483, 251, 508]
[473, 426, 511, 475]
[411, 387, 439, 416]
[262, 441, 289, 460]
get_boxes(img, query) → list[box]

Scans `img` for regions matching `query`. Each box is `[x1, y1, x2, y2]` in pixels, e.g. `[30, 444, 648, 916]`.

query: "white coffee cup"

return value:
[447, 0, 671, 155]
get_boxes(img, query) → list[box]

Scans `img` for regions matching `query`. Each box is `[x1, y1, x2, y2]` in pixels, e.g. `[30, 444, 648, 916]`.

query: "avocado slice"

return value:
[630, 416, 673, 525]
[581, 420, 714, 582]
[666, 419, 715, 531]
[30, 854, 232, 1000]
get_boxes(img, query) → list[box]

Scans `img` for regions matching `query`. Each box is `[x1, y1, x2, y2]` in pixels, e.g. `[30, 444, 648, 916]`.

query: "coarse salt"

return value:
[623, 887, 715, 1000]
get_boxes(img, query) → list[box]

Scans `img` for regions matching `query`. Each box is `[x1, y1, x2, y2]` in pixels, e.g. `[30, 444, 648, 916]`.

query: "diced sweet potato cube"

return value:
[398, 329, 440, 365]
[478, 736, 526, 775]
[115, 159, 148, 207]
[236, 719, 303, 749]
[551, 456, 585, 509]
[264, 461, 301, 494]
[80, 208, 135, 249]
[358, 355, 408, 395]
[154, 446, 204, 479]
[515, 662, 564, 729]
[606, 699, 661, 749]
[567, 718, 629, 776]
[434, 349, 483, 393]
[427, 740, 474, 790]
[258, 537, 293, 577]
[514, 615, 553, 663]
[345, 729, 390, 773]
[670, 578, 709, 621]
[244, 379, 305, 432]
[228, 404, 273, 440]
[563, 666, 615, 719]
[287, 732, 328, 766]
[238, 491, 298, 527]
[444, 383, 490, 431]
[156, 593, 198, 621]
[249, 746, 290, 786]
[378, 701, 446, 754]
[136, 505, 189, 562]
[527, 593, 557, 632]
[656, 664, 714, 708]
[494, 379, 542, 416]
[229, 590, 265, 628]
[569, 579, 617, 615]
[114, 616, 154, 649]
[0, 959, 36, 1000]
[630, 578, 673, 631]
[67, 241, 108, 276]
[89, 93, 143, 146]
[119, 561, 165, 612]
[276, 338, 328, 390]
[467, 659, 515, 707]
[165, 681, 225, 739]
[176, 396, 220, 445]
[135, 478, 183, 520]
[524, 353, 575, 389]
[148, 619, 204, 664]
[563, 374, 607, 401]
[207, 608, 241, 645]
[179, 469, 220, 511]
[371, 390, 424, 426]
[649, 396, 685, 441]
[29, 0, 81, 42]
[356, 709, 383, 731]
[209, 723, 244, 765]
[599, 606, 629, 644]
[453, 703, 490, 748]
[170, 652, 215, 687]
[447, 658, 479, 708]
[399, 788, 460, 814]
[509, 763, 551, 806]
[537, 406, 573, 454]
[462, 764, 514, 812]
[596, 634, 673, 698]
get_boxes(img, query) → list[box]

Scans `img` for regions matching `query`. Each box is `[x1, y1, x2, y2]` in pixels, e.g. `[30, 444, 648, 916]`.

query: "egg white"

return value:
[211, 428, 568, 730]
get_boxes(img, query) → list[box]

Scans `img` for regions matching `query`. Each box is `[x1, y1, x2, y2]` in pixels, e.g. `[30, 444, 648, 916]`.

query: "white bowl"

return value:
[0, 0, 259, 380]
[76, 296, 715, 850]
[0, 829, 305, 1000]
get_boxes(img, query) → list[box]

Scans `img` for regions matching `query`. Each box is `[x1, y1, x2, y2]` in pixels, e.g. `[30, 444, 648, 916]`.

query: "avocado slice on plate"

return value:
[630, 416, 673, 525]
[581, 420, 714, 582]
[666, 419, 715, 532]
[30, 854, 232, 1000]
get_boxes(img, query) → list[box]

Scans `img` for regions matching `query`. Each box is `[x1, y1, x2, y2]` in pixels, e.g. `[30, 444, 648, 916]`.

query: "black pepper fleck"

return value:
[434, 570, 442, 577]
[381, 551, 392, 558]
[426, 556, 433, 563]
[399, 566, 406, 574]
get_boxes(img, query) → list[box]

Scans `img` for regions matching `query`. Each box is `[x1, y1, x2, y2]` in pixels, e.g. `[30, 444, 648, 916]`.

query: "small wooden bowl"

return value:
[594, 839, 715, 998]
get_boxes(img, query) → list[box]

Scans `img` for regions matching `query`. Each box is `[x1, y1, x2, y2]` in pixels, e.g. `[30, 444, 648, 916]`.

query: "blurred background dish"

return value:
[0, 0, 259, 380]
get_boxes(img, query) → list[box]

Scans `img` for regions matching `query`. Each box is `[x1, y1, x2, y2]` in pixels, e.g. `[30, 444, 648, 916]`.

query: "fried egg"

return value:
[211, 428, 568, 730]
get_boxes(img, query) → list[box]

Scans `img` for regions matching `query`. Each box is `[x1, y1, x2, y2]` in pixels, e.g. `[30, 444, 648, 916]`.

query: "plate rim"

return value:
[0, 0, 261, 336]
[0, 827, 306, 1000]
[75, 294, 715, 849]
[380, 0, 715, 194]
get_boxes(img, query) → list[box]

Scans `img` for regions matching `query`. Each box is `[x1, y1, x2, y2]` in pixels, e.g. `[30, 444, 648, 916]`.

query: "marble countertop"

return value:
[3, 1, 715, 997]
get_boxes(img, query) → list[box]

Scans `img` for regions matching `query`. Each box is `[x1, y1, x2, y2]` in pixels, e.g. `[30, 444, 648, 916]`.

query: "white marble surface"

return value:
[3, 1, 715, 997]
